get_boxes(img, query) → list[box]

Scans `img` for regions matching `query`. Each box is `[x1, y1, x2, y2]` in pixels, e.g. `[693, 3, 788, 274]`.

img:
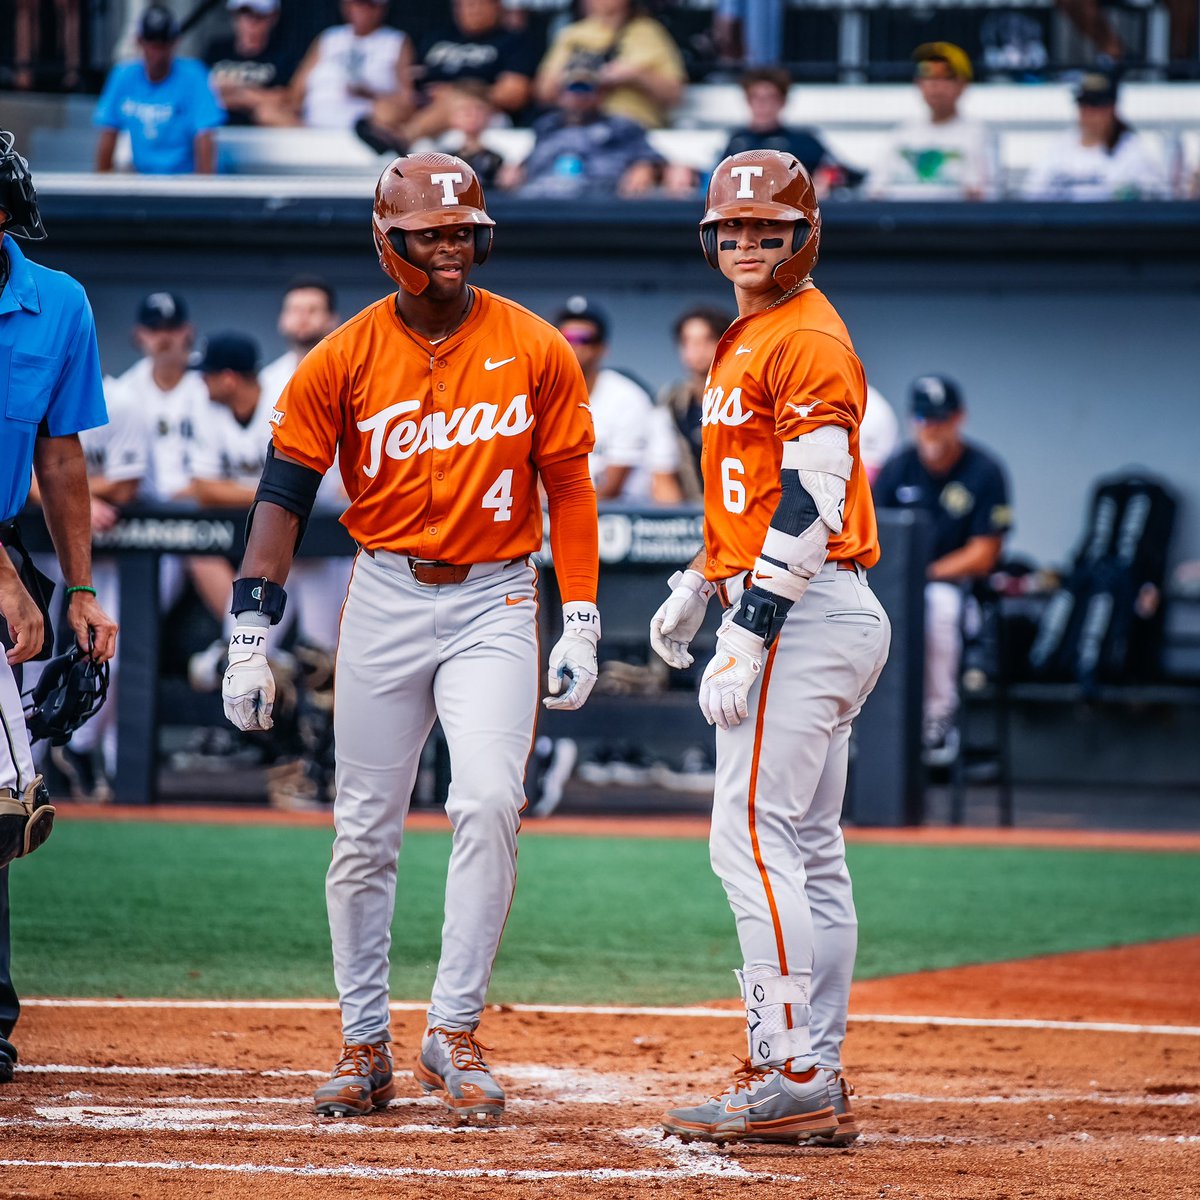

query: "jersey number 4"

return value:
[483, 469, 514, 522]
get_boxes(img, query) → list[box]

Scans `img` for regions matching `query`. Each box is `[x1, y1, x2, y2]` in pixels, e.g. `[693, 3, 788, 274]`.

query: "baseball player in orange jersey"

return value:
[652, 150, 891, 1145]
[219, 153, 600, 1123]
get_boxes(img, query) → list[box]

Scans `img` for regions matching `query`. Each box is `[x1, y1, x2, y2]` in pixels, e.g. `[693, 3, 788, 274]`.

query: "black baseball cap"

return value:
[1075, 70, 1119, 107]
[138, 4, 180, 41]
[910, 375, 963, 421]
[136, 291, 189, 329]
[192, 332, 260, 375]
[555, 294, 609, 343]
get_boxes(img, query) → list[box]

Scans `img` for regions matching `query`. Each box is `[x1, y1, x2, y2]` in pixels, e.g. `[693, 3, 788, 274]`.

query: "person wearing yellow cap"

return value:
[867, 42, 998, 201]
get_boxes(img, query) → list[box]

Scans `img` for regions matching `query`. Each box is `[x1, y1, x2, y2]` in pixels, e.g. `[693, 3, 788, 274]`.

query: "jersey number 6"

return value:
[483, 469, 514, 522]
[721, 457, 746, 514]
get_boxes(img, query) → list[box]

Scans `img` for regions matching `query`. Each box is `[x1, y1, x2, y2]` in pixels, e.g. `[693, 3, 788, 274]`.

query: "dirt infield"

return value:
[4, 936, 1198, 1199]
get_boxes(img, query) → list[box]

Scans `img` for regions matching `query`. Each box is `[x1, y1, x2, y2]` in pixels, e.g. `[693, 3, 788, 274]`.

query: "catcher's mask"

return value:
[0, 128, 47, 242]
[699, 149, 821, 290]
[372, 152, 494, 296]
[23, 644, 110, 746]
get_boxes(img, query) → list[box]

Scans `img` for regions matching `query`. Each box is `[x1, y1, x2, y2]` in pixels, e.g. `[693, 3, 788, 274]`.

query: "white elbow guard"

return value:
[756, 427, 852, 602]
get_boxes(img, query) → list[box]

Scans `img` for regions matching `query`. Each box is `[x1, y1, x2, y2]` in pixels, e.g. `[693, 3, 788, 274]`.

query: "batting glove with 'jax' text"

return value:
[544, 601, 600, 711]
[222, 613, 276, 731]
[698, 621, 764, 730]
[650, 568, 716, 670]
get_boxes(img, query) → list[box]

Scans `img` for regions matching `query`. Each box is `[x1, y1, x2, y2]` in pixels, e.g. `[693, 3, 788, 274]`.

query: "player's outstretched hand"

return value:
[650, 569, 715, 669]
[698, 623, 765, 730]
[544, 601, 601, 712]
[222, 619, 276, 731]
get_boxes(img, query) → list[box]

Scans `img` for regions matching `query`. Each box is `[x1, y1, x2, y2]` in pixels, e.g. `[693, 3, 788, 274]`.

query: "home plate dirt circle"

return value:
[3, 937, 1199, 1199]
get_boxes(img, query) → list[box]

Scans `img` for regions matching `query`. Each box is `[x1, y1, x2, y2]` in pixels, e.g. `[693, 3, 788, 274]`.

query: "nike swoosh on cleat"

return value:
[484, 356, 516, 371]
[724, 1096, 774, 1113]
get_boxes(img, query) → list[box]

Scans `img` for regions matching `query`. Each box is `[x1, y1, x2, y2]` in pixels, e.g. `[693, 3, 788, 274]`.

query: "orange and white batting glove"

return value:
[650, 569, 716, 670]
[544, 602, 600, 712]
[222, 614, 276, 731]
[698, 622, 764, 730]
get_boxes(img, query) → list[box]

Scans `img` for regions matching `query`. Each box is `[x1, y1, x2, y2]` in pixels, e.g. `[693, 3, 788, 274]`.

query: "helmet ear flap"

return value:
[792, 220, 810, 254]
[700, 224, 719, 269]
[473, 224, 492, 266]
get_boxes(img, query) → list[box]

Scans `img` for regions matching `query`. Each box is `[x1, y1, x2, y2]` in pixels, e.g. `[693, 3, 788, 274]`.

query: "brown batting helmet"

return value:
[372, 152, 495, 295]
[699, 149, 821, 289]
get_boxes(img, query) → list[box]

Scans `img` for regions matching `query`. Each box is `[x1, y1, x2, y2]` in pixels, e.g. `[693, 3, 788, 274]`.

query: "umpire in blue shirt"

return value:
[0, 129, 118, 1084]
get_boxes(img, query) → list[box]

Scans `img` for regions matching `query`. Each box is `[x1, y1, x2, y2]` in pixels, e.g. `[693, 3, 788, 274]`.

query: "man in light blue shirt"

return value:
[94, 4, 226, 175]
[0, 129, 118, 1085]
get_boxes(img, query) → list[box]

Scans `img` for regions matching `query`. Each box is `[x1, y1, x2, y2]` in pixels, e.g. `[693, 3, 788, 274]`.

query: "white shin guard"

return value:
[737, 967, 814, 1070]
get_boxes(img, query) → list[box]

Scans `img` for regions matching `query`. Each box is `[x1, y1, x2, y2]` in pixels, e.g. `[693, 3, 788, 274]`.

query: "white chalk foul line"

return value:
[0, 1158, 813, 1184]
[22, 998, 1200, 1037]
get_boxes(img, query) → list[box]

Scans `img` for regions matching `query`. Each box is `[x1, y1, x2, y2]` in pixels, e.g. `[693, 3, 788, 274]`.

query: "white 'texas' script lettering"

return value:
[730, 164, 764, 198]
[357, 394, 533, 478]
[430, 171, 464, 205]
[702, 385, 753, 428]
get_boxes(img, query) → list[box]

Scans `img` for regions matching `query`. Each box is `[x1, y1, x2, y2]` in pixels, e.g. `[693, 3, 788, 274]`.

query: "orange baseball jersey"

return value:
[700, 286, 880, 580]
[270, 288, 595, 563]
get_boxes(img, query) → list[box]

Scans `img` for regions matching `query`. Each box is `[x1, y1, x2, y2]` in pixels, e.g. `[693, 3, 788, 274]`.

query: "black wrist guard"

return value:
[732, 585, 793, 648]
[231, 577, 288, 625]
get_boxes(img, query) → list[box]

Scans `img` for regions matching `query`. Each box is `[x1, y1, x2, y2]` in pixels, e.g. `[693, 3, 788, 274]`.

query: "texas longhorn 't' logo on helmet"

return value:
[699, 149, 821, 290]
[372, 152, 495, 296]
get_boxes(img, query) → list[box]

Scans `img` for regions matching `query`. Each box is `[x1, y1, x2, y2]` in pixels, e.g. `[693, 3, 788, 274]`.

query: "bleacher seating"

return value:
[16, 81, 1200, 197]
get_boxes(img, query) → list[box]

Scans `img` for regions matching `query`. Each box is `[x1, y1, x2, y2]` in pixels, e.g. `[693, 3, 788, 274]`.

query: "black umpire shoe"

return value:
[0, 1037, 17, 1083]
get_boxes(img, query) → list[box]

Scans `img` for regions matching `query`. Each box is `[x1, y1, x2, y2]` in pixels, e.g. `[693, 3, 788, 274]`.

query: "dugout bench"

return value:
[19, 505, 930, 826]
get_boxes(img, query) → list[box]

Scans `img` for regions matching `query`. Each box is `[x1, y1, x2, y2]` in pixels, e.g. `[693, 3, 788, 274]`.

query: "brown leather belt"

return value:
[361, 548, 523, 586]
[717, 560, 859, 609]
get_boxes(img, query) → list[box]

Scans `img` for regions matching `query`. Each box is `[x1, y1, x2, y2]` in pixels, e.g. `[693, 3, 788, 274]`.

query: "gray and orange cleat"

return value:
[661, 1059, 838, 1145]
[313, 1041, 395, 1117]
[414, 1026, 506, 1124]
[811, 1069, 860, 1146]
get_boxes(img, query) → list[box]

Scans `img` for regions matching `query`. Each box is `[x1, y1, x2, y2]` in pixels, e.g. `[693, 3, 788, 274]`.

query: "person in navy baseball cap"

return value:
[909, 374, 964, 422]
[136, 291, 189, 330]
[191, 331, 260, 376]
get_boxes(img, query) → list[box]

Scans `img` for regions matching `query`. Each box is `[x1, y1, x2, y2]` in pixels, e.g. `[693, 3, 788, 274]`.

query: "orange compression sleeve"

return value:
[541, 453, 599, 604]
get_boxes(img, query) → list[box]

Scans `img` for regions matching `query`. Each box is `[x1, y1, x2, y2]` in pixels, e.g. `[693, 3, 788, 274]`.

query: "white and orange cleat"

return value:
[414, 1026, 506, 1124]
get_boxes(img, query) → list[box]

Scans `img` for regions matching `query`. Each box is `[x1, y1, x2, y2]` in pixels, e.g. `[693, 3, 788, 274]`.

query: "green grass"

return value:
[9, 820, 1200, 1003]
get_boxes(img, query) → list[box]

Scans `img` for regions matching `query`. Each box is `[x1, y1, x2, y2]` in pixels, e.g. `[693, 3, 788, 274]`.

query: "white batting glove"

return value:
[698, 622, 765, 730]
[650, 569, 716, 670]
[222, 615, 276, 731]
[544, 601, 600, 712]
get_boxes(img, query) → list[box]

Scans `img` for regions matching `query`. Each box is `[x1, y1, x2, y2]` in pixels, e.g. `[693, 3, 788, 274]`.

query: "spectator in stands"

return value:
[860, 385, 900, 485]
[554, 295, 681, 504]
[435, 81, 506, 188]
[268, 0, 415, 132]
[710, 0, 784, 70]
[867, 42, 998, 202]
[14, 0, 82, 91]
[391, 0, 539, 143]
[499, 66, 689, 198]
[1022, 71, 1170, 201]
[117, 292, 208, 503]
[657, 306, 732, 503]
[535, 0, 686, 130]
[719, 68, 863, 199]
[873, 376, 1013, 766]
[94, 5, 225, 174]
[204, 0, 300, 127]
[260, 276, 341, 399]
